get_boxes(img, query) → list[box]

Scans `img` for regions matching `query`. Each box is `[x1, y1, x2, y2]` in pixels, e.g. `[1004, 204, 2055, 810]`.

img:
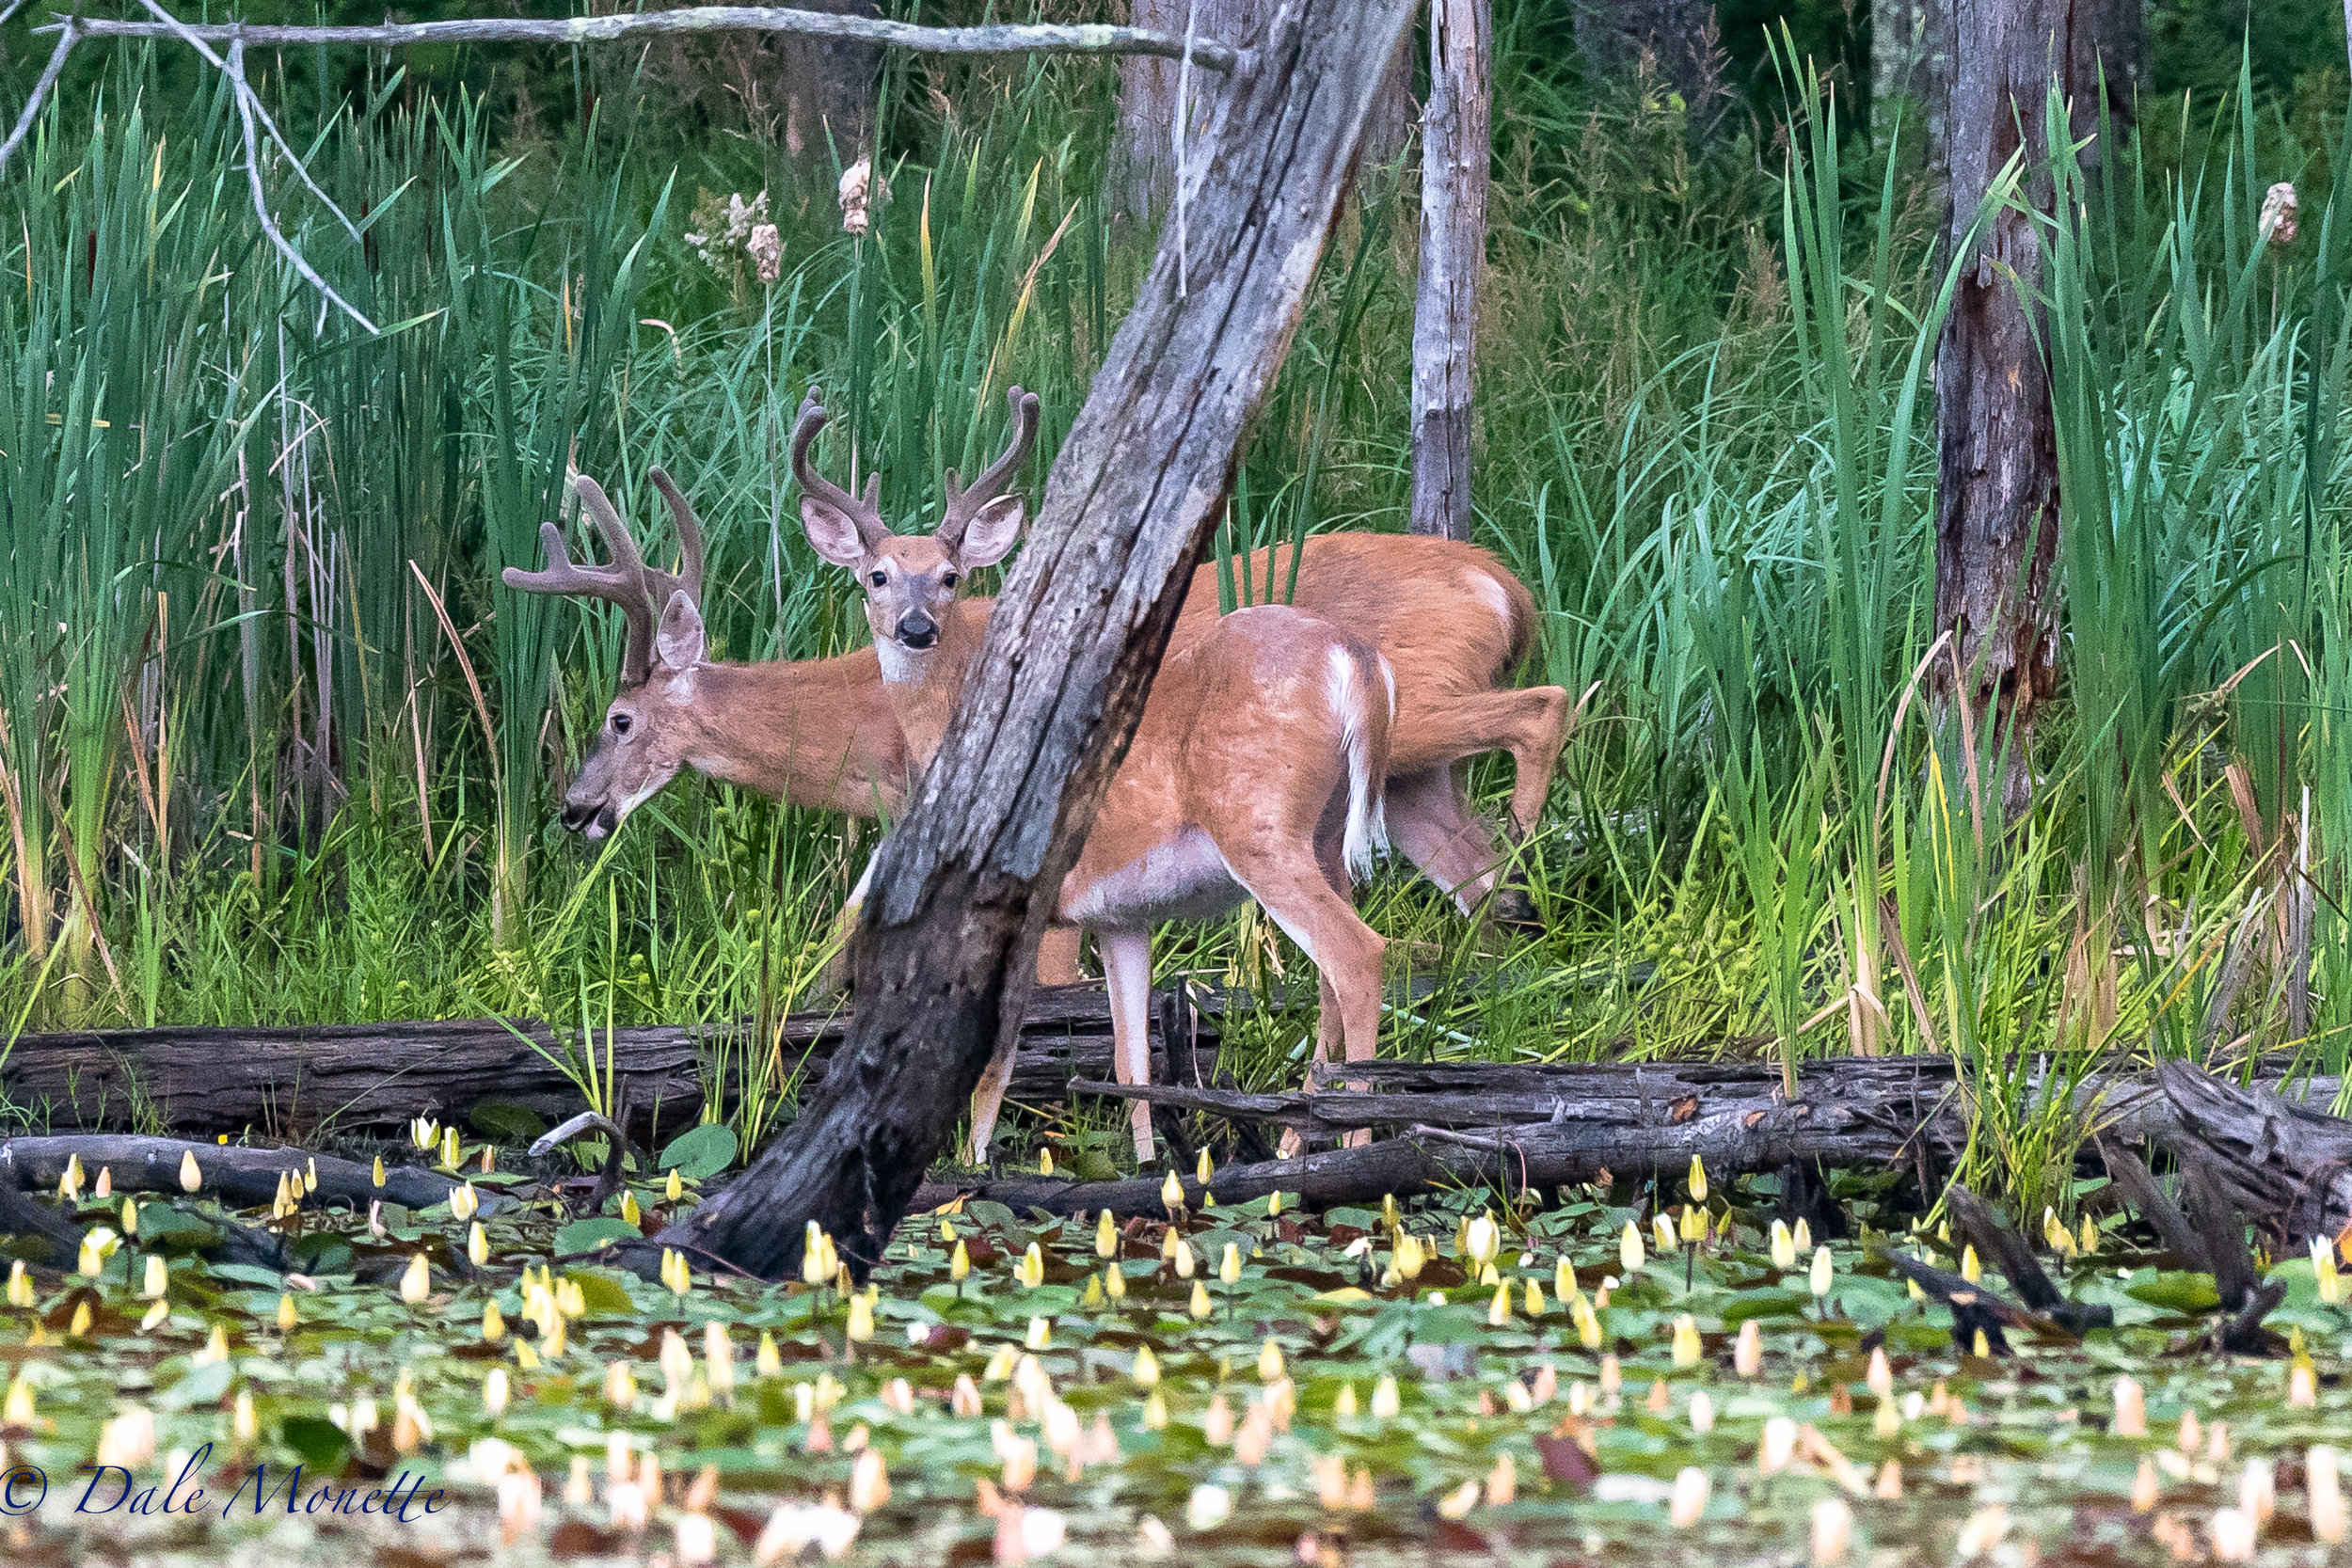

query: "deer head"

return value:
[794, 385, 1040, 662]
[501, 469, 709, 840]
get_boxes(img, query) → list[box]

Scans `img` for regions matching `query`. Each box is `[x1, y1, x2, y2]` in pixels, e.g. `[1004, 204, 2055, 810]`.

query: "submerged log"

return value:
[0, 983, 1217, 1141]
[0, 1134, 471, 1214]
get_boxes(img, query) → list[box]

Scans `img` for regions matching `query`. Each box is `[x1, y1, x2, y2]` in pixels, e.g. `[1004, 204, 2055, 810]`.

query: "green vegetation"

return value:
[6, 12, 2351, 1211]
[4, 1136, 2348, 1561]
[6, 6, 2352, 1560]
[0, 12, 2335, 1188]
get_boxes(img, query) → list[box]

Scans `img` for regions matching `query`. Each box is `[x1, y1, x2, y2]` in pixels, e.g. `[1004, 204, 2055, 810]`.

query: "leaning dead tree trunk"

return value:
[1407, 0, 1490, 543]
[663, 0, 1420, 1282]
[1114, 0, 1410, 224]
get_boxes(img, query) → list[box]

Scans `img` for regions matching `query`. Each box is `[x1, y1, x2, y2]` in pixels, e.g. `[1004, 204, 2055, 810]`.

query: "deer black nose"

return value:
[560, 800, 599, 832]
[896, 614, 938, 650]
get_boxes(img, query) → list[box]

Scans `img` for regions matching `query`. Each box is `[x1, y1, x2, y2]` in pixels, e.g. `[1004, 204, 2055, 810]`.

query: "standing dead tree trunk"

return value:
[663, 0, 1420, 1283]
[776, 0, 882, 161]
[1931, 0, 2141, 815]
[1408, 0, 1491, 543]
[1873, 0, 1953, 171]
[1931, 0, 2064, 815]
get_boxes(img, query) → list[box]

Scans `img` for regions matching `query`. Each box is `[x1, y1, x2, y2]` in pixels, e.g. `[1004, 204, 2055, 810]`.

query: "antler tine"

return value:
[941, 385, 1041, 548]
[791, 388, 888, 547]
[500, 477, 691, 687]
[645, 467, 707, 605]
[501, 521, 596, 595]
[572, 476, 648, 578]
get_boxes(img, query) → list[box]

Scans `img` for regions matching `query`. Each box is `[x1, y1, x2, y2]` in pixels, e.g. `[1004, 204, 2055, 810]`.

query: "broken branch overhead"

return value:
[43, 8, 1240, 70]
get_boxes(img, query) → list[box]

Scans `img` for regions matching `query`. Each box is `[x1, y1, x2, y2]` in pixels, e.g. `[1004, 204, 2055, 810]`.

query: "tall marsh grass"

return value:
[3, 18, 2350, 1202]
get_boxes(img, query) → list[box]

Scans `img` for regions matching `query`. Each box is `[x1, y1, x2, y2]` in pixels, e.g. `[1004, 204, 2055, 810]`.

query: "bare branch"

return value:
[123, 1, 367, 251]
[227, 40, 378, 334]
[0, 20, 74, 179]
[46, 7, 1242, 71]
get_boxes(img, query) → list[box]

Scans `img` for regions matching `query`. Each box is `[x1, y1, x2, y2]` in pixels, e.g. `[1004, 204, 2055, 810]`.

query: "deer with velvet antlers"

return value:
[505, 397, 1572, 1158]
[797, 385, 1399, 1163]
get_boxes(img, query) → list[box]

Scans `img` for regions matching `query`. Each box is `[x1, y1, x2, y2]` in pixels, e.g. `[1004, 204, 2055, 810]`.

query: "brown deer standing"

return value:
[506, 481, 1565, 950]
[505, 405, 1572, 1150]
[798, 386, 1399, 1161]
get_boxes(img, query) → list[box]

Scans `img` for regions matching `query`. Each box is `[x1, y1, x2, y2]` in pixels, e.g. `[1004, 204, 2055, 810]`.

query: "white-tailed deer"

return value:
[798, 386, 1397, 1162]
[501, 468, 917, 833]
[506, 420, 1568, 1024]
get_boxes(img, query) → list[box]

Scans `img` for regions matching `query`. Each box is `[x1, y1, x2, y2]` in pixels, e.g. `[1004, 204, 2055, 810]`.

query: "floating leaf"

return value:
[279, 1416, 349, 1469]
[555, 1218, 641, 1256]
[659, 1124, 739, 1180]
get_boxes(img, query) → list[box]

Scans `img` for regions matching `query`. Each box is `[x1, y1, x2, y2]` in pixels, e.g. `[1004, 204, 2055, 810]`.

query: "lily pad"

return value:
[659, 1122, 739, 1180]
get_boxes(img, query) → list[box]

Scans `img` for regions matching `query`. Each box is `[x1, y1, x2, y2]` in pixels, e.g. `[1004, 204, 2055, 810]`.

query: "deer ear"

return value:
[655, 590, 706, 672]
[955, 495, 1025, 569]
[801, 493, 871, 568]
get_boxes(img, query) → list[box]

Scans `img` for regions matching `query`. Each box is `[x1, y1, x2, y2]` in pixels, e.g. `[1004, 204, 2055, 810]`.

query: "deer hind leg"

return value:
[1099, 928, 1157, 1164]
[1236, 856, 1386, 1148]
[1431, 685, 1572, 839]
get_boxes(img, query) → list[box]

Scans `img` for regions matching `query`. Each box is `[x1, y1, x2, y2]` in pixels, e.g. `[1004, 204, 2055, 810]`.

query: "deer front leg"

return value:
[1099, 928, 1156, 1164]
[1386, 767, 1543, 933]
[966, 1033, 1020, 1167]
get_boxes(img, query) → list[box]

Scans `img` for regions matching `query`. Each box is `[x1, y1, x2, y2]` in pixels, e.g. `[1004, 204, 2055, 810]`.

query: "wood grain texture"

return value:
[1931, 0, 2139, 811]
[0, 984, 1216, 1140]
[984, 1054, 2346, 1216]
[0, 1134, 465, 1213]
[58, 8, 1241, 68]
[667, 0, 1419, 1282]
[1408, 0, 1490, 542]
[2153, 1058, 2352, 1246]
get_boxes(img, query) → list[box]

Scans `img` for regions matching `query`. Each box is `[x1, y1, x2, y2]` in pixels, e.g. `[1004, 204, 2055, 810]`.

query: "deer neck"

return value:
[877, 598, 987, 770]
[673, 657, 898, 803]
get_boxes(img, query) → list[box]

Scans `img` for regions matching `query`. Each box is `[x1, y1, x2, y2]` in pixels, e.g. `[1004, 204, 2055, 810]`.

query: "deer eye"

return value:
[869, 569, 888, 587]
[941, 571, 960, 590]
[611, 713, 632, 736]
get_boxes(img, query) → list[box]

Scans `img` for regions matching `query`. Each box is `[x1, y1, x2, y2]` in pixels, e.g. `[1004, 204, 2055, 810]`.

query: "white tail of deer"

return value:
[507, 415, 1573, 1145]
[798, 386, 1401, 1163]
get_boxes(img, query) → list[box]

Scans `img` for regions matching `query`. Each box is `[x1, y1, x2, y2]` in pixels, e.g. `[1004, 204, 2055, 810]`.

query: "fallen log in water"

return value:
[0, 984, 1222, 1140]
[990, 1055, 2343, 1217]
[2150, 1059, 2352, 1245]
[1072, 1053, 2331, 1143]
[0, 1134, 472, 1214]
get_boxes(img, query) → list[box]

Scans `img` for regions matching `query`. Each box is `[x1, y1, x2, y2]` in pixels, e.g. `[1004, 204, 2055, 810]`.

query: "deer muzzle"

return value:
[560, 799, 618, 840]
[894, 612, 939, 650]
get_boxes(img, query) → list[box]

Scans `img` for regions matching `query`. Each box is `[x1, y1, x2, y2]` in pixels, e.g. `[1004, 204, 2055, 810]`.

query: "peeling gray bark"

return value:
[1408, 0, 1490, 542]
[1931, 0, 2141, 814]
[666, 0, 1421, 1282]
